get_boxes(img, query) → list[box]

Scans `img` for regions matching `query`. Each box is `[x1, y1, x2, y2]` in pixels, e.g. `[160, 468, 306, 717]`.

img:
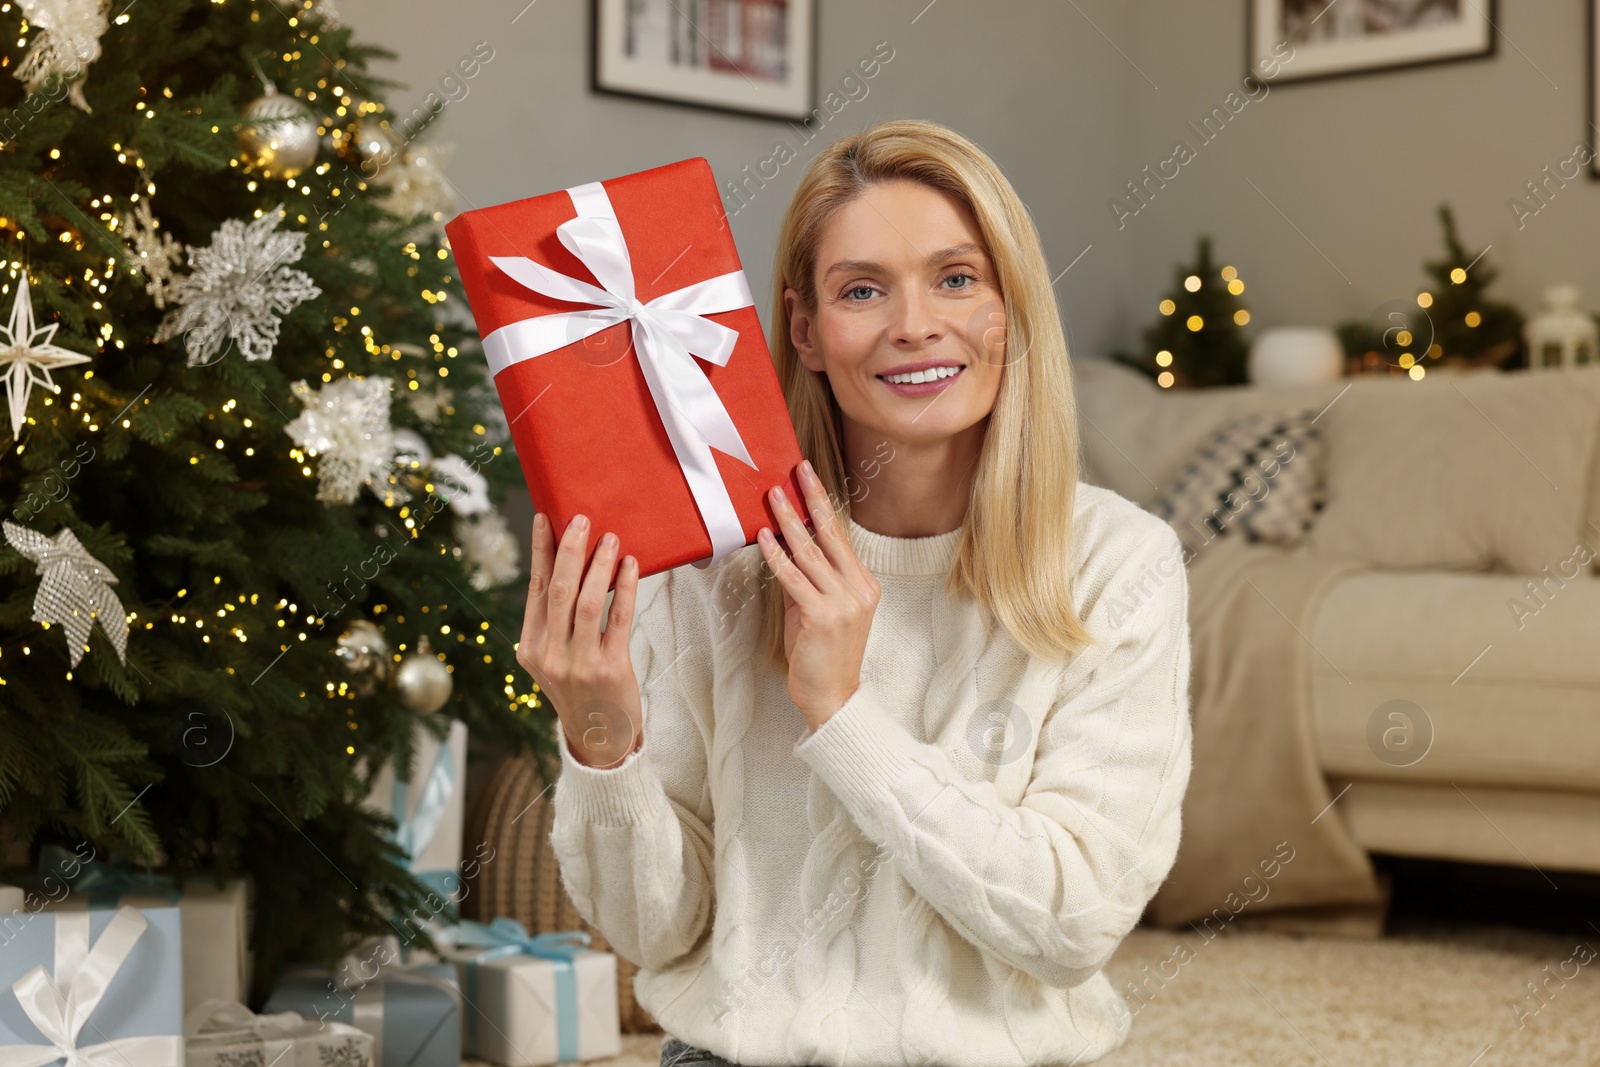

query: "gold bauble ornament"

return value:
[394, 635, 452, 714]
[333, 619, 389, 696]
[238, 87, 320, 179]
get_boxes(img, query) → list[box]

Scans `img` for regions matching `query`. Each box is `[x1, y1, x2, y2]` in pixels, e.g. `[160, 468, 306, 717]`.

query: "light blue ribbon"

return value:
[34, 844, 184, 908]
[452, 920, 590, 1064]
[392, 736, 456, 865]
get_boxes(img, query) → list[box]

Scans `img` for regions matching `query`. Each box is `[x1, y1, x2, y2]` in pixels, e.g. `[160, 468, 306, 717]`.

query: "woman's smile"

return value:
[875, 359, 967, 397]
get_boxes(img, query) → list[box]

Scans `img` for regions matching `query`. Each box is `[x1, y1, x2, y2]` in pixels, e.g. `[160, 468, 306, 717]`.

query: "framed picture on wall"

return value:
[1248, 0, 1496, 85]
[592, 0, 818, 121]
[1590, 0, 1600, 178]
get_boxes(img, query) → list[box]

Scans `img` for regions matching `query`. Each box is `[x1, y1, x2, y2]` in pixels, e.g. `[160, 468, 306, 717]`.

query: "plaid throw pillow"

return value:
[1153, 408, 1325, 556]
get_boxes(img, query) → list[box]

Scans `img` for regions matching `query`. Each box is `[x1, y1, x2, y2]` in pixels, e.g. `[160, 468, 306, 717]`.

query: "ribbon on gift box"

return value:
[274, 957, 461, 1067]
[185, 998, 374, 1067]
[480, 180, 760, 570]
[390, 736, 459, 905]
[186, 998, 307, 1067]
[33, 845, 184, 909]
[0, 905, 184, 1067]
[451, 920, 590, 1064]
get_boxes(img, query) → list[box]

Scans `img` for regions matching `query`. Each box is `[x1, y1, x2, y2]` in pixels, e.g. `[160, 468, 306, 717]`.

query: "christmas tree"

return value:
[1112, 235, 1252, 389]
[0, 0, 548, 998]
[1338, 203, 1524, 377]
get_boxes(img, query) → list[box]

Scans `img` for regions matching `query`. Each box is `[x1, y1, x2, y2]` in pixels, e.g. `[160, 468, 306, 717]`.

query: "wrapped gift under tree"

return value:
[4, 845, 250, 1016]
[185, 999, 374, 1067]
[363, 717, 470, 939]
[444, 157, 808, 581]
[0, 905, 184, 1067]
[262, 958, 461, 1067]
[440, 920, 619, 1067]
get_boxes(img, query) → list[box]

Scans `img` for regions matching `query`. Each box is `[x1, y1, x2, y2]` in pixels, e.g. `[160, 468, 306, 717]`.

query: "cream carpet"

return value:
[557, 922, 1600, 1066]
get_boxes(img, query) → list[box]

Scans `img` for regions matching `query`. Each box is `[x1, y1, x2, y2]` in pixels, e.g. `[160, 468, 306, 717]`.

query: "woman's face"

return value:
[785, 179, 1006, 452]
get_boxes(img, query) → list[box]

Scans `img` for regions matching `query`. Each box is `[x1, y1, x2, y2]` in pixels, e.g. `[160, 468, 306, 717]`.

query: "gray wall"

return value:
[339, 0, 1600, 366]
[1122, 0, 1600, 344]
[334, 0, 1139, 362]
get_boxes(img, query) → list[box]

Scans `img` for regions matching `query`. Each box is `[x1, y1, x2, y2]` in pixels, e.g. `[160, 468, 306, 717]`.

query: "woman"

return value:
[518, 119, 1192, 1067]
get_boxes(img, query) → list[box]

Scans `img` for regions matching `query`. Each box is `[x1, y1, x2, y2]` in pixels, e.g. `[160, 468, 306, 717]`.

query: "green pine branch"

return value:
[0, 0, 547, 1003]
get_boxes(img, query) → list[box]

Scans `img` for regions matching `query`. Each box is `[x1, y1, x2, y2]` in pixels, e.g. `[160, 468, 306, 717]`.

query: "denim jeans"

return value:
[661, 1035, 828, 1067]
[659, 1036, 742, 1067]
[662, 1034, 934, 1067]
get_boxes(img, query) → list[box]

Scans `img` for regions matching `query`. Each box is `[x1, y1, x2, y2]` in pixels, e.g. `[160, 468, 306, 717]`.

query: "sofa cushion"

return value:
[1305, 366, 1600, 575]
[1074, 362, 1600, 575]
[1152, 407, 1325, 554]
[1310, 569, 1600, 793]
[1072, 358, 1352, 507]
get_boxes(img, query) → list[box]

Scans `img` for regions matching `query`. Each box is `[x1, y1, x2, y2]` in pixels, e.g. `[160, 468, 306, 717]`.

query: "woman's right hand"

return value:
[517, 512, 644, 769]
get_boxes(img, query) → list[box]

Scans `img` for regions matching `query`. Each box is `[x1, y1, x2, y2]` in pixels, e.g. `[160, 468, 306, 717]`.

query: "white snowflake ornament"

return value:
[429, 454, 490, 516]
[456, 510, 520, 591]
[403, 380, 451, 424]
[14, 0, 108, 113]
[390, 427, 432, 471]
[377, 143, 459, 239]
[120, 197, 183, 309]
[0, 273, 94, 439]
[284, 375, 395, 505]
[3, 519, 128, 667]
[154, 204, 321, 367]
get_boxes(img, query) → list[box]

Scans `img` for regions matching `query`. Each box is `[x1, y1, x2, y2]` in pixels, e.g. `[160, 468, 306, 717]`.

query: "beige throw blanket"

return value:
[1146, 536, 1390, 937]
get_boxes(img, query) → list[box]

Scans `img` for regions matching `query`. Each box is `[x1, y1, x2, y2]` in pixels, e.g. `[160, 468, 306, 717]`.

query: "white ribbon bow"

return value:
[480, 180, 759, 568]
[184, 1000, 309, 1043]
[185, 998, 372, 1067]
[0, 907, 183, 1067]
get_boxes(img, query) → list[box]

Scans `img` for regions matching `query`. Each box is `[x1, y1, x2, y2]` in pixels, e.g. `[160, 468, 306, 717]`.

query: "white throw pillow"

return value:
[1305, 367, 1600, 575]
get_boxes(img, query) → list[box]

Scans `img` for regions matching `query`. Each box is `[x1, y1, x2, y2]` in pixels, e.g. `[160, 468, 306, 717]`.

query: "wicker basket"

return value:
[462, 749, 662, 1035]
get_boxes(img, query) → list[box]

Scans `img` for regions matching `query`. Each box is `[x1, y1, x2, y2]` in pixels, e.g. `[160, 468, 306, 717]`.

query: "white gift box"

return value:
[445, 945, 620, 1067]
[363, 718, 468, 883]
[6, 874, 249, 1016]
[185, 998, 374, 1067]
[0, 906, 184, 1066]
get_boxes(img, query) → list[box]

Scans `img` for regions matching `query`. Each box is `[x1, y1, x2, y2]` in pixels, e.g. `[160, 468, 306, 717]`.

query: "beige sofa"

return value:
[1072, 357, 1600, 878]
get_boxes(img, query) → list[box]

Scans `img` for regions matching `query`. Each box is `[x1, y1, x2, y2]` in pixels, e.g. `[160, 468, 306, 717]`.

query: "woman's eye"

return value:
[943, 272, 977, 290]
[845, 285, 876, 302]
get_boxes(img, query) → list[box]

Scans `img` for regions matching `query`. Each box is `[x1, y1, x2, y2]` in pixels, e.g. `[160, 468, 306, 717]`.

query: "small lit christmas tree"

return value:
[1338, 204, 1524, 378]
[1112, 236, 1251, 389]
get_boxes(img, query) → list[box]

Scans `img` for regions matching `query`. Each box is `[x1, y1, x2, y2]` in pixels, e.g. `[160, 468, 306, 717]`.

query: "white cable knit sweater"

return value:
[549, 482, 1193, 1067]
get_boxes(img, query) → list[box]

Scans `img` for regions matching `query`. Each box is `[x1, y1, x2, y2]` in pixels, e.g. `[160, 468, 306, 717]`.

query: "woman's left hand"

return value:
[758, 459, 882, 732]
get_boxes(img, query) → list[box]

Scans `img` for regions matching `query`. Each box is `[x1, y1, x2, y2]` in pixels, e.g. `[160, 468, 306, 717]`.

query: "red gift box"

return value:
[445, 157, 808, 582]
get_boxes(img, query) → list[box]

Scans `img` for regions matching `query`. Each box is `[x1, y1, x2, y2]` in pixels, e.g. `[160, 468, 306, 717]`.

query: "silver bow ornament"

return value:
[0, 906, 183, 1067]
[2, 520, 127, 668]
[479, 180, 759, 568]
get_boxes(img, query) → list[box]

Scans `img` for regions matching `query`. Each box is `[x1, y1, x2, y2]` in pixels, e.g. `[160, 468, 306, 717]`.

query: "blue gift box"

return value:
[0, 905, 184, 1067]
[263, 961, 460, 1067]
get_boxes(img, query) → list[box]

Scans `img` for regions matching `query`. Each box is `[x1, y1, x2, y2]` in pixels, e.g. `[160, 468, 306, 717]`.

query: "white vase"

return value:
[1247, 326, 1345, 385]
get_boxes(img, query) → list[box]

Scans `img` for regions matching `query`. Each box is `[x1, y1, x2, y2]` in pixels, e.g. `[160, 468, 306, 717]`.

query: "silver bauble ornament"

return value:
[238, 88, 319, 178]
[395, 635, 452, 714]
[334, 619, 389, 695]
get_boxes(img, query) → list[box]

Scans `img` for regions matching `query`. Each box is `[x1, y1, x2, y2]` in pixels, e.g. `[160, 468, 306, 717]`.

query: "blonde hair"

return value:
[758, 118, 1095, 670]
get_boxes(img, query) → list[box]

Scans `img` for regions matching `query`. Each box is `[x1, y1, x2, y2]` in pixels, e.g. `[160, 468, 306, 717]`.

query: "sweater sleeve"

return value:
[792, 520, 1193, 989]
[546, 568, 718, 971]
